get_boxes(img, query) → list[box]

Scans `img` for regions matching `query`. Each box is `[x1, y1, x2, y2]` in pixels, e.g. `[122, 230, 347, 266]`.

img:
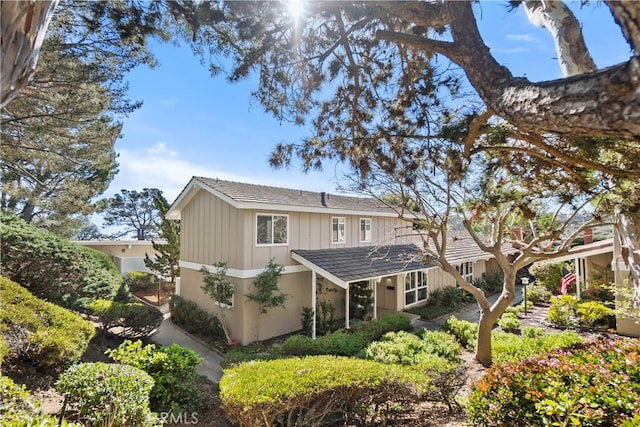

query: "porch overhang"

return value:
[291, 244, 435, 289]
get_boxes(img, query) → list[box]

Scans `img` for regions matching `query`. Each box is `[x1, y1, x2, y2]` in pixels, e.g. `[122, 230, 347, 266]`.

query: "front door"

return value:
[376, 276, 397, 312]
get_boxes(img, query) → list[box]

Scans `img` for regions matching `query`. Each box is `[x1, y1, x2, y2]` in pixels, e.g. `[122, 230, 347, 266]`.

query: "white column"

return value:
[373, 279, 378, 319]
[311, 271, 317, 340]
[345, 282, 350, 329]
[574, 257, 581, 299]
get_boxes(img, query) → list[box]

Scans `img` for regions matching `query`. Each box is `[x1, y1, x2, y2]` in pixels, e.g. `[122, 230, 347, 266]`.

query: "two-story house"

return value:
[166, 177, 502, 344]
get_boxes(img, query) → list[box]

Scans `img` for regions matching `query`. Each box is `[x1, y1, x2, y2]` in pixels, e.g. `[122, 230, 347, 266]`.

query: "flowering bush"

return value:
[468, 338, 640, 426]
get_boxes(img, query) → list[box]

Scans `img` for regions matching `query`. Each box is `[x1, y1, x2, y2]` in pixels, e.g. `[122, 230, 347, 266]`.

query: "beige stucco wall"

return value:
[75, 241, 158, 275]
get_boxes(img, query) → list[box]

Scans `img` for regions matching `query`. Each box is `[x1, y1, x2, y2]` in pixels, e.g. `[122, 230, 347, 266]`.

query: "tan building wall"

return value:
[75, 240, 159, 275]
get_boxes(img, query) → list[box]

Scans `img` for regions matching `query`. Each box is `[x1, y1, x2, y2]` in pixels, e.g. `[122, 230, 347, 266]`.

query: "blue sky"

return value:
[105, 1, 630, 205]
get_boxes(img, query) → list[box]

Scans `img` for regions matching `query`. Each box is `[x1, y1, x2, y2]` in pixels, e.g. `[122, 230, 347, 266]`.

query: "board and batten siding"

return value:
[180, 190, 245, 268]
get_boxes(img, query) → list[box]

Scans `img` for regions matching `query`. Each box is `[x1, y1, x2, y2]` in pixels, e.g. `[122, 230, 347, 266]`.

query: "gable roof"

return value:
[292, 244, 433, 289]
[167, 176, 400, 219]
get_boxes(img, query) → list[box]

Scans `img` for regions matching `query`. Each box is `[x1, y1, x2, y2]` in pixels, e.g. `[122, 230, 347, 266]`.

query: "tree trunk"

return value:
[1, 0, 59, 108]
[474, 274, 517, 366]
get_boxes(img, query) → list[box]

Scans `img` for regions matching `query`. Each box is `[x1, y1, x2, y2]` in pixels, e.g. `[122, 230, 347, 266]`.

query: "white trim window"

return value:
[405, 270, 428, 306]
[360, 218, 372, 242]
[456, 261, 474, 284]
[332, 217, 346, 244]
[256, 214, 288, 245]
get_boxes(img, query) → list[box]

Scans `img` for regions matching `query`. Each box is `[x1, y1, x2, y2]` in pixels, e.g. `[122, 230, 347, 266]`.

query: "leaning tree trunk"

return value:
[475, 271, 517, 366]
[1, 0, 59, 108]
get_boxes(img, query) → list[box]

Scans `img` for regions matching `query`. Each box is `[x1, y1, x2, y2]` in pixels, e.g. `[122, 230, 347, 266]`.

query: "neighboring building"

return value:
[166, 177, 507, 345]
[75, 240, 161, 276]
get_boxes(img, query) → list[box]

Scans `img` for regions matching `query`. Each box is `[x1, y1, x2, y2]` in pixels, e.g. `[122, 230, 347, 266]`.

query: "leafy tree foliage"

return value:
[246, 259, 287, 341]
[99, 188, 163, 240]
[0, 0, 169, 236]
[144, 193, 180, 284]
[201, 263, 235, 344]
[0, 215, 127, 310]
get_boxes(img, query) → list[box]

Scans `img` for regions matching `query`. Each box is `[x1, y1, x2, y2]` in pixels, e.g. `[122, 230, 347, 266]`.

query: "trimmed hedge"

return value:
[56, 362, 157, 426]
[220, 356, 435, 426]
[89, 299, 163, 338]
[126, 271, 156, 293]
[440, 316, 478, 349]
[281, 313, 412, 357]
[0, 277, 95, 368]
[169, 295, 225, 344]
[0, 216, 127, 309]
[491, 330, 584, 364]
[468, 338, 640, 426]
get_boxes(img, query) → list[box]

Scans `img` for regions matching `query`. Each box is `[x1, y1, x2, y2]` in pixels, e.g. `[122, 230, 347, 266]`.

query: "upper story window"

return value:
[257, 214, 288, 245]
[332, 217, 346, 243]
[456, 261, 474, 284]
[360, 218, 372, 242]
[405, 270, 428, 306]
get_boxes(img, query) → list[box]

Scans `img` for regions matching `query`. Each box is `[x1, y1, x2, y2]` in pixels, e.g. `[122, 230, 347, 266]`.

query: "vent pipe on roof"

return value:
[321, 192, 327, 206]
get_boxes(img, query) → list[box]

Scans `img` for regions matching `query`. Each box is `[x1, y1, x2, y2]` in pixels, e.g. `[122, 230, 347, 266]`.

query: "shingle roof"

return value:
[194, 176, 395, 213]
[292, 244, 433, 286]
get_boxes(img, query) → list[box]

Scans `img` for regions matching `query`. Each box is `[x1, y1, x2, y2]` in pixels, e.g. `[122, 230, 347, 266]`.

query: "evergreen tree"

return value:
[144, 193, 180, 285]
[246, 259, 287, 341]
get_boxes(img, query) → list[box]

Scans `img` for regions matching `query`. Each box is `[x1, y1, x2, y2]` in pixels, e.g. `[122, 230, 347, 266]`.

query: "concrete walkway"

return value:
[413, 285, 523, 331]
[148, 304, 224, 383]
[148, 285, 523, 384]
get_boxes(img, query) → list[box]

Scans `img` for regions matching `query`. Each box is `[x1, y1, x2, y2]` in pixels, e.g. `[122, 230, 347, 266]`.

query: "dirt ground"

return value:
[13, 303, 609, 426]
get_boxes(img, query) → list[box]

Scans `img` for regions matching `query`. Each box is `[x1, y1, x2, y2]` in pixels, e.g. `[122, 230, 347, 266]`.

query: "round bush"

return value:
[0, 277, 95, 368]
[106, 340, 204, 413]
[526, 284, 552, 304]
[497, 312, 521, 333]
[546, 295, 579, 327]
[468, 338, 640, 426]
[440, 316, 478, 348]
[56, 362, 157, 426]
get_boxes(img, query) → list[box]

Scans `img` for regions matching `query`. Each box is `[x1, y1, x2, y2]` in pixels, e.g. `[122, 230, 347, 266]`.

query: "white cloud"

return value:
[106, 142, 341, 203]
[506, 33, 538, 43]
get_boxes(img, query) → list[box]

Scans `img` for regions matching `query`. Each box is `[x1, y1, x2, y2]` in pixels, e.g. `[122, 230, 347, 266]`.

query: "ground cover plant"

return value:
[467, 338, 640, 426]
[0, 277, 95, 369]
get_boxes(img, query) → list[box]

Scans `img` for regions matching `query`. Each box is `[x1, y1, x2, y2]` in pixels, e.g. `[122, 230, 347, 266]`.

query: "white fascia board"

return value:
[290, 252, 348, 289]
[180, 260, 309, 279]
[541, 244, 614, 264]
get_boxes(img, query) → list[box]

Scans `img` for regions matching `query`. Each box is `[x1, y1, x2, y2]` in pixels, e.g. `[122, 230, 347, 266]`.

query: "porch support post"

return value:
[345, 282, 350, 329]
[311, 271, 317, 339]
[574, 258, 581, 299]
[373, 279, 378, 319]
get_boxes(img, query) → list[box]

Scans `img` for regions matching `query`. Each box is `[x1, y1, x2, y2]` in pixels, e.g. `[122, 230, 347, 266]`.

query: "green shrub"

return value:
[0, 376, 80, 426]
[220, 356, 435, 426]
[352, 312, 412, 342]
[0, 216, 127, 309]
[106, 339, 203, 413]
[89, 299, 163, 338]
[546, 295, 579, 327]
[168, 295, 225, 344]
[440, 316, 478, 349]
[221, 348, 278, 369]
[529, 262, 566, 294]
[521, 326, 545, 338]
[491, 330, 584, 365]
[366, 330, 461, 365]
[0, 277, 95, 368]
[125, 271, 156, 293]
[524, 284, 552, 304]
[576, 300, 614, 327]
[56, 362, 157, 426]
[583, 282, 615, 302]
[468, 338, 640, 426]
[300, 306, 314, 336]
[497, 312, 521, 333]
